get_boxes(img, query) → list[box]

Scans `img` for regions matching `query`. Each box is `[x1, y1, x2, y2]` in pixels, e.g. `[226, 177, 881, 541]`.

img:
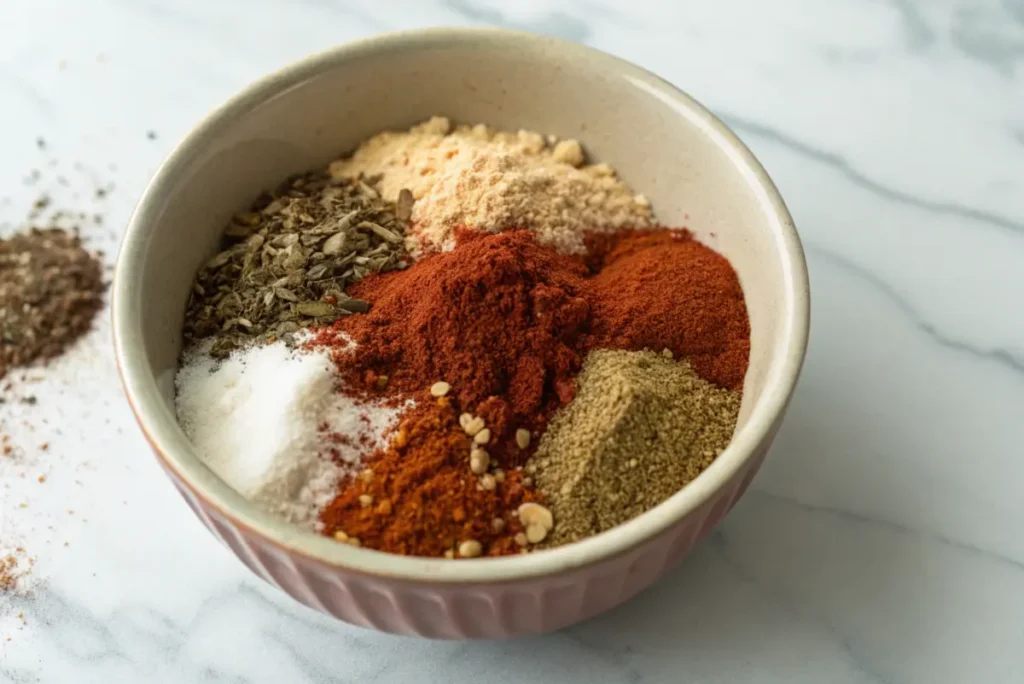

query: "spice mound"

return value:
[0, 228, 105, 379]
[330, 116, 652, 254]
[174, 116, 751, 558]
[182, 171, 409, 358]
[585, 229, 750, 391]
[316, 229, 591, 430]
[175, 340, 403, 525]
[319, 401, 539, 557]
[530, 349, 740, 545]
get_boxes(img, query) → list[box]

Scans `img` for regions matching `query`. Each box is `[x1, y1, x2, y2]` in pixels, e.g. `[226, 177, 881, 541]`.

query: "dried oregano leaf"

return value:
[182, 171, 410, 356]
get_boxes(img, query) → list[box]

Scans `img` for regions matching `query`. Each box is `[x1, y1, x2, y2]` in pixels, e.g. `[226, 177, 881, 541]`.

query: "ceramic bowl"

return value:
[113, 28, 809, 639]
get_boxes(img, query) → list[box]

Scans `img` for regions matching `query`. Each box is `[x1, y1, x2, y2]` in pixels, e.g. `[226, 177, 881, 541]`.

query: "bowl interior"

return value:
[116, 30, 806, 580]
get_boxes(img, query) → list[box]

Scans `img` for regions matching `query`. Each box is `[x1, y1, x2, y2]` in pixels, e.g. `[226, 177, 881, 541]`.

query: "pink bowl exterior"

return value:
[112, 30, 809, 642]
[155, 431, 776, 639]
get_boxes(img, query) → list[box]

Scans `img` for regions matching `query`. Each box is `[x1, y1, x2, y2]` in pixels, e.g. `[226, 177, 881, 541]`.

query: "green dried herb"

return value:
[182, 172, 411, 357]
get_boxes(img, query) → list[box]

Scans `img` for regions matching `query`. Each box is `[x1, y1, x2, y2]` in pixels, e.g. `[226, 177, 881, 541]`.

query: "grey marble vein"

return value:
[2, 0, 1023, 681]
[443, 0, 593, 42]
[1009, 0, 1024, 25]
[724, 115, 1024, 238]
[951, 4, 1024, 76]
[808, 244, 1024, 376]
[0, 69, 52, 115]
[750, 488, 1024, 576]
[706, 531, 892, 684]
[885, 0, 936, 49]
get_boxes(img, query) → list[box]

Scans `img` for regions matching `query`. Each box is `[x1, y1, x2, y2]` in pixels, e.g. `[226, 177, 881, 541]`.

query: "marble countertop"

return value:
[2, 1, 1023, 682]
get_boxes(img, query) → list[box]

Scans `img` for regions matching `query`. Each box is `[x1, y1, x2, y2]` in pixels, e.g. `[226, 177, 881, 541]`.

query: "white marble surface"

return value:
[1, 0, 1023, 681]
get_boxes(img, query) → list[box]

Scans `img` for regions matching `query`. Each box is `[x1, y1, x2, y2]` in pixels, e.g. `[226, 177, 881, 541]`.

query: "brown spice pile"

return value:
[0, 228, 105, 379]
[530, 349, 741, 545]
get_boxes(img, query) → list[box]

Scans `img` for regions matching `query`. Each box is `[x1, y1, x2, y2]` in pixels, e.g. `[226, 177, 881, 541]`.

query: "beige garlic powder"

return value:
[329, 116, 652, 254]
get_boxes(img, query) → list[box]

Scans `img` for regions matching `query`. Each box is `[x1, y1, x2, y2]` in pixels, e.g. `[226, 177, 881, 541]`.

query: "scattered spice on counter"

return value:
[182, 171, 410, 358]
[319, 400, 540, 557]
[0, 547, 33, 594]
[329, 116, 651, 254]
[530, 349, 740, 545]
[0, 228, 105, 379]
[584, 229, 750, 391]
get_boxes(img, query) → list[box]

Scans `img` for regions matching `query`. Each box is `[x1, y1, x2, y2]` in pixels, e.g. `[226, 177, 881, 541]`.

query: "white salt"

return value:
[174, 340, 403, 527]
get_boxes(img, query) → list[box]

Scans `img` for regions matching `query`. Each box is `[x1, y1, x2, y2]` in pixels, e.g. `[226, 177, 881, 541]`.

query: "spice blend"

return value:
[174, 116, 751, 558]
[313, 229, 592, 435]
[530, 349, 740, 545]
[183, 171, 409, 358]
[319, 400, 540, 557]
[0, 228, 105, 379]
[584, 229, 749, 391]
[330, 116, 651, 254]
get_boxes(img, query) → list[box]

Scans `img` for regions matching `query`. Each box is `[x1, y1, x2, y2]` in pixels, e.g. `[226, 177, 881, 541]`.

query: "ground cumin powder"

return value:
[530, 349, 741, 545]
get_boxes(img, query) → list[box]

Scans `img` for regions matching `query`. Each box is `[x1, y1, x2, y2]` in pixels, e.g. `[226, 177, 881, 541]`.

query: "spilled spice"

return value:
[0, 548, 32, 593]
[0, 228, 105, 379]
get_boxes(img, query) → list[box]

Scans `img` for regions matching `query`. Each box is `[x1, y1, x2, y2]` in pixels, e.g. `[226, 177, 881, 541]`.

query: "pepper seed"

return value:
[464, 416, 485, 436]
[515, 428, 531, 449]
[518, 502, 554, 531]
[430, 381, 451, 397]
[458, 539, 483, 558]
[469, 447, 490, 475]
[480, 473, 497, 490]
[473, 428, 491, 445]
[525, 523, 548, 544]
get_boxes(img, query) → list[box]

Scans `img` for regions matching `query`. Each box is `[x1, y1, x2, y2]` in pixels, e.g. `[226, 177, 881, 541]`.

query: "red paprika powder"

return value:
[315, 229, 592, 456]
[314, 227, 749, 557]
[584, 229, 749, 391]
[318, 399, 539, 557]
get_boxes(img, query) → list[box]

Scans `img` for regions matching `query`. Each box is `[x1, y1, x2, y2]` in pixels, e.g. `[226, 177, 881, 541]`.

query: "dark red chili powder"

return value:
[313, 229, 592, 459]
[583, 229, 749, 391]
[313, 227, 749, 556]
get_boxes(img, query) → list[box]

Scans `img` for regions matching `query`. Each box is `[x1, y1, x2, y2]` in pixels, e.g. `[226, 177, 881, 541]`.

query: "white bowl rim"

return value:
[113, 26, 810, 584]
